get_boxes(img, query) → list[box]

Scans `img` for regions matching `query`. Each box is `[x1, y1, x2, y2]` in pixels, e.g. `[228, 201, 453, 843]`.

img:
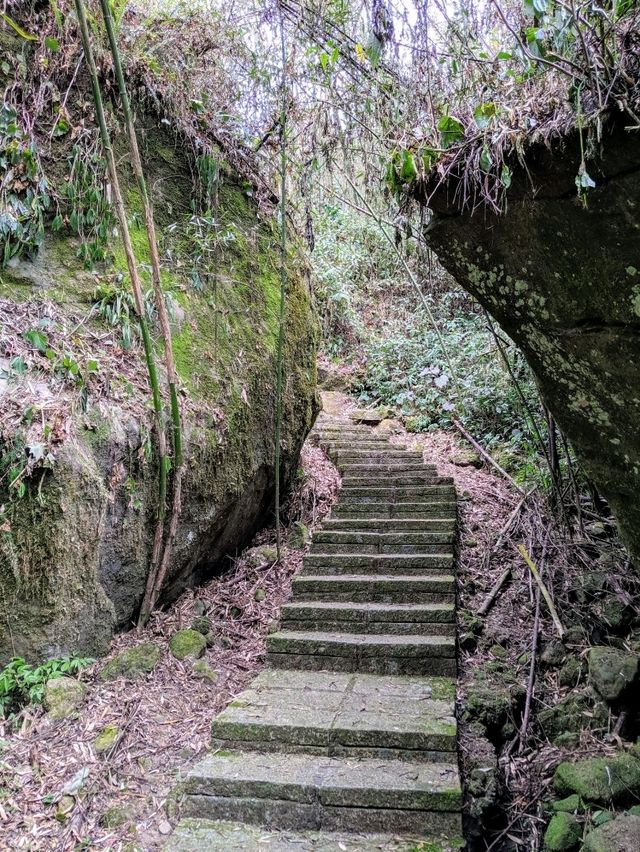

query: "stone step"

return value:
[313, 531, 455, 546]
[182, 750, 462, 835]
[333, 452, 425, 462]
[303, 554, 454, 571]
[281, 601, 456, 636]
[341, 476, 446, 488]
[324, 441, 404, 451]
[322, 518, 456, 531]
[209, 668, 457, 761]
[340, 486, 455, 501]
[292, 574, 455, 603]
[165, 818, 449, 851]
[333, 502, 457, 517]
[339, 464, 437, 473]
[267, 631, 456, 676]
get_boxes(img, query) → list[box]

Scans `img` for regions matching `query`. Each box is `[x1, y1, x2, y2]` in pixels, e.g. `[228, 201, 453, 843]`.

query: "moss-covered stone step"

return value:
[333, 501, 457, 517]
[209, 669, 457, 760]
[339, 462, 437, 472]
[340, 486, 456, 502]
[322, 518, 456, 531]
[281, 601, 456, 636]
[292, 574, 455, 603]
[309, 544, 453, 557]
[303, 553, 454, 572]
[266, 631, 456, 676]
[333, 452, 426, 464]
[341, 476, 448, 489]
[165, 818, 461, 851]
[181, 750, 462, 835]
[312, 530, 455, 547]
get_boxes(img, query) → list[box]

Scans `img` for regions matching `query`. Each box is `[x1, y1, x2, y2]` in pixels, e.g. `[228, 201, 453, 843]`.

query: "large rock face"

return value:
[0, 121, 318, 663]
[425, 121, 640, 561]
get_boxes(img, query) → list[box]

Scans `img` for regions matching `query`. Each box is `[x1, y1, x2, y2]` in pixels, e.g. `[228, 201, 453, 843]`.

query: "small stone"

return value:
[287, 521, 310, 549]
[564, 627, 586, 646]
[43, 677, 87, 720]
[102, 804, 135, 829]
[192, 600, 207, 616]
[541, 640, 566, 668]
[543, 812, 581, 851]
[602, 597, 632, 633]
[267, 621, 280, 635]
[588, 646, 638, 702]
[463, 538, 477, 547]
[100, 643, 161, 681]
[254, 588, 266, 602]
[94, 724, 119, 755]
[489, 644, 507, 659]
[552, 795, 582, 813]
[450, 449, 481, 468]
[169, 629, 206, 661]
[559, 658, 582, 687]
[204, 632, 218, 648]
[191, 660, 217, 682]
[246, 545, 277, 567]
[158, 820, 172, 835]
[55, 795, 75, 822]
[583, 813, 640, 852]
[191, 616, 212, 635]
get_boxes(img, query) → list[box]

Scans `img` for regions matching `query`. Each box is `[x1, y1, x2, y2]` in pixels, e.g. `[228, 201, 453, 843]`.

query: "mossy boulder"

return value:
[425, 125, 640, 562]
[94, 724, 119, 754]
[558, 657, 583, 688]
[552, 795, 582, 813]
[543, 812, 582, 851]
[43, 676, 87, 720]
[538, 692, 606, 742]
[553, 753, 640, 806]
[101, 804, 136, 829]
[0, 107, 317, 665]
[588, 646, 638, 702]
[583, 813, 640, 852]
[169, 629, 206, 661]
[287, 521, 310, 549]
[99, 643, 161, 681]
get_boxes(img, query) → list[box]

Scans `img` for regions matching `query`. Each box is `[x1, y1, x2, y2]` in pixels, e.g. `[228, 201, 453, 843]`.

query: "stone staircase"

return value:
[166, 415, 462, 851]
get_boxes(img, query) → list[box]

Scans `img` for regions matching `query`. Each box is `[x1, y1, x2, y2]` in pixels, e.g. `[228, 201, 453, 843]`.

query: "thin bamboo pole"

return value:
[274, 12, 288, 560]
[73, 0, 168, 581]
[96, 0, 184, 623]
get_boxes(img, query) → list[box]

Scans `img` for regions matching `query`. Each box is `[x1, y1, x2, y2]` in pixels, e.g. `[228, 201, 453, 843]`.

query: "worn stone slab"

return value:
[332, 502, 457, 517]
[165, 818, 463, 851]
[210, 669, 456, 757]
[313, 531, 455, 546]
[292, 574, 455, 604]
[267, 653, 456, 677]
[185, 751, 461, 811]
[341, 476, 447, 488]
[340, 488, 456, 503]
[303, 554, 454, 571]
[322, 518, 456, 531]
[281, 602, 456, 633]
[183, 794, 463, 836]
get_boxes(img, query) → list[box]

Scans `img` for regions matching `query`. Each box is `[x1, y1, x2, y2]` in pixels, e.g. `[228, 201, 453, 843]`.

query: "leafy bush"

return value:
[0, 656, 93, 718]
[355, 311, 541, 448]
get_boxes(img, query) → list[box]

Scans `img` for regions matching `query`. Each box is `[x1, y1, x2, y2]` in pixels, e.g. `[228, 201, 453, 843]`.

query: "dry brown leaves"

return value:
[0, 441, 339, 851]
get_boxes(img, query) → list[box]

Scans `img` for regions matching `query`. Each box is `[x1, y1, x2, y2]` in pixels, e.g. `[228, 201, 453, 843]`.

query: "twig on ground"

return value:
[453, 418, 526, 495]
[518, 544, 565, 638]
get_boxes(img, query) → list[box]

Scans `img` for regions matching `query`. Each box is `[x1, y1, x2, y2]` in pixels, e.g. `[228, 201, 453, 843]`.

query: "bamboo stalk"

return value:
[73, 0, 168, 582]
[274, 12, 288, 561]
[97, 0, 185, 623]
[518, 544, 564, 638]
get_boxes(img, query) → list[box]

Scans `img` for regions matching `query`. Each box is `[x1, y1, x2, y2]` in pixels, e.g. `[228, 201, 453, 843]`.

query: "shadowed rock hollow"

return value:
[425, 120, 640, 561]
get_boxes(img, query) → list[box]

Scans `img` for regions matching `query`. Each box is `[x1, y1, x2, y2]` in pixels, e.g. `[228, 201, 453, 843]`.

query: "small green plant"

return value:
[0, 655, 93, 717]
[91, 283, 176, 348]
[58, 143, 115, 268]
[0, 103, 49, 265]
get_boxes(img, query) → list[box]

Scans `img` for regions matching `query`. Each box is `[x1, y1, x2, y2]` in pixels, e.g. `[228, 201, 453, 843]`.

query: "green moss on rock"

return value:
[94, 723, 119, 754]
[583, 813, 640, 852]
[100, 643, 161, 681]
[169, 629, 206, 661]
[553, 753, 640, 805]
[43, 676, 87, 720]
[588, 646, 638, 702]
[543, 812, 582, 851]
